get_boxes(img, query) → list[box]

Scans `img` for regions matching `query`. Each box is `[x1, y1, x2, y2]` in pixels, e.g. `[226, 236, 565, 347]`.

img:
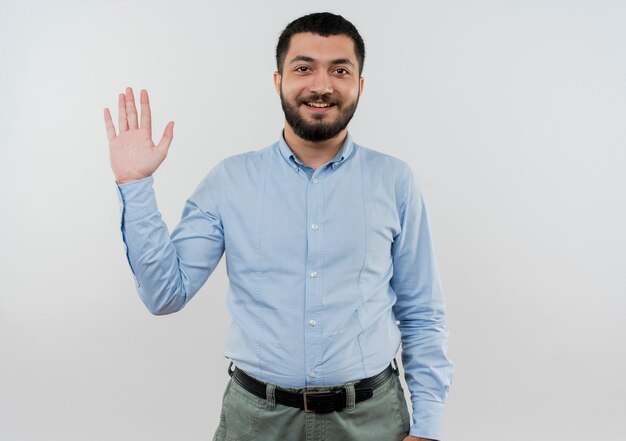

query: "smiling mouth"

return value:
[304, 101, 336, 108]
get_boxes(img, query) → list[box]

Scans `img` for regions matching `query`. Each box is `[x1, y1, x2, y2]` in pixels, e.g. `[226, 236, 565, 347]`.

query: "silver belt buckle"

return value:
[303, 389, 331, 413]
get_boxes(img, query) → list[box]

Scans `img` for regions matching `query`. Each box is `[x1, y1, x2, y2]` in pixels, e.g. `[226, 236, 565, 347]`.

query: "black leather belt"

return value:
[228, 361, 397, 413]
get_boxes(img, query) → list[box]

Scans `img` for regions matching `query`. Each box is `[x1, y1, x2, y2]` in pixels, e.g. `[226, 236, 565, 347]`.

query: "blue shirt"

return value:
[115, 131, 453, 439]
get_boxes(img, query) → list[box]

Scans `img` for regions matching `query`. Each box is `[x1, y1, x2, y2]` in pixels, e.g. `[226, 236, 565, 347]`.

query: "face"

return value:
[274, 32, 365, 142]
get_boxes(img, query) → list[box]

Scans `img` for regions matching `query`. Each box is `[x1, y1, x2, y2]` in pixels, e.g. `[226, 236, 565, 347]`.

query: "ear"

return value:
[359, 76, 365, 95]
[273, 71, 282, 95]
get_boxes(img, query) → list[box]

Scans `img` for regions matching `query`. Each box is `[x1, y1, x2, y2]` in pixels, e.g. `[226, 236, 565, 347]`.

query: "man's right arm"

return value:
[105, 87, 225, 314]
[115, 165, 225, 315]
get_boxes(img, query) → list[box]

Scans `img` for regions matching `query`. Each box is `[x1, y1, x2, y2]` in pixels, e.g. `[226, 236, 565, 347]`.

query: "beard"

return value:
[280, 84, 359, 142]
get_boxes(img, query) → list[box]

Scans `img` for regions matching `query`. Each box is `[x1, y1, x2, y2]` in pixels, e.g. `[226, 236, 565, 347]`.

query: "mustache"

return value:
[298, 94, 338, 105]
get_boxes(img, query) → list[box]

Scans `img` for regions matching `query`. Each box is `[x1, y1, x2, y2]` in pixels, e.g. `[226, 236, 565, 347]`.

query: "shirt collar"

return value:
[278, 129, 355, 171]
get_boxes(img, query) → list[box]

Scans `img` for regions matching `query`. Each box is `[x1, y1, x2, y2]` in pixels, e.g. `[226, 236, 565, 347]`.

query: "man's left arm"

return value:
[390, 169, 454, 441]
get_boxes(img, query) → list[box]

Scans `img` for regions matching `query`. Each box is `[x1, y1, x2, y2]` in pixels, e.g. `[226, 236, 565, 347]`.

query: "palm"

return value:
[103, 87, 174, 184]
[109, 126, 160, 182]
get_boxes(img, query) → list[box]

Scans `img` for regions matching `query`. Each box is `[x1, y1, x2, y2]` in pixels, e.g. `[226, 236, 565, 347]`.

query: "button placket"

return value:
[304, 172, 323, 385]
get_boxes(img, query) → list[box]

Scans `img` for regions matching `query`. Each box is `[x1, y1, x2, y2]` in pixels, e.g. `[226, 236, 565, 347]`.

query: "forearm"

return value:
[115, 171, 225, 315]
[399, 313, 452, 440]
[117, 176, 188, 314]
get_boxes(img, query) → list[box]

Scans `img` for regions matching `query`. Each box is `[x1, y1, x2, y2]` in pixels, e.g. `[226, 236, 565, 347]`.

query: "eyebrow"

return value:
[288, 55, 355, 67]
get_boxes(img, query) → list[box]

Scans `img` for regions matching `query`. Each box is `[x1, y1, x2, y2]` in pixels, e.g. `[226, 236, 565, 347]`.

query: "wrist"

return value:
[116, 175, 152, 186]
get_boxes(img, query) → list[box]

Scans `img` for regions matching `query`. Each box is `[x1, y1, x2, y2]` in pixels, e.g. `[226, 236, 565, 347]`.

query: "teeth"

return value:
[306, 102, 332, 108]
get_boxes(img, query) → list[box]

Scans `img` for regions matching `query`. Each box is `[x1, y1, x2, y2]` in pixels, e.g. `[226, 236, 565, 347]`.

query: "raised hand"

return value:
[104, 87, 174, 184]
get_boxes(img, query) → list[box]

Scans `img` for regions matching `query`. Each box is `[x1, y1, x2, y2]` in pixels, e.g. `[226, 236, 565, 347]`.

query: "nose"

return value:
[309, 70, 333, 95]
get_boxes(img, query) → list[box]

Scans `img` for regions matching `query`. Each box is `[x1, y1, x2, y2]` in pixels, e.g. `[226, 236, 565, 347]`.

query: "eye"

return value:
[295, 66, 311, 72]
[335, 68, 349, 75]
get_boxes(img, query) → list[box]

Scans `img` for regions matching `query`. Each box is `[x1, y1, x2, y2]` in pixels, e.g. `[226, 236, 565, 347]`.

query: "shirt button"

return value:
[310, 271, 318, 278]
[311, 224, 319, 230]
[311, 178, 319, 184]
[309, 319, 317, 327]
[309, 371, 317, 378]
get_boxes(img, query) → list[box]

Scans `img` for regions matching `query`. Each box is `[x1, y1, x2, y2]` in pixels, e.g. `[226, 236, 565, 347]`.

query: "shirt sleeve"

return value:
[114, 163, 225, 315]
[390, 169, 454, 440]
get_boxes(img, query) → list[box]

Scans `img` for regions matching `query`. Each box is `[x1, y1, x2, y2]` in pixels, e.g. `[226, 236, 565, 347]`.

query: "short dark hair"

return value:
[276, 12, 365, 76]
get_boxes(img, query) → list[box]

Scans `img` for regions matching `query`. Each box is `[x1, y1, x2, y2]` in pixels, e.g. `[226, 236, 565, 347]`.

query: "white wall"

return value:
[1, 1, 625, 440]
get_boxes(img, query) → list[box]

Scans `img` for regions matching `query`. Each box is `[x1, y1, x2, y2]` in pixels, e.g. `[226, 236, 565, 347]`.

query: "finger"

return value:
[118, 93, 128, 132]
[103, 107, 117, 141]
[125, 86, 138, 129]
[156, 121, 174, 156]
[139, 89, 152, 135]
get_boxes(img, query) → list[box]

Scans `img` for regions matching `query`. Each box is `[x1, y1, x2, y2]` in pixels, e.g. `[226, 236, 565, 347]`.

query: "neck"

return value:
[282, 124, 347, 170]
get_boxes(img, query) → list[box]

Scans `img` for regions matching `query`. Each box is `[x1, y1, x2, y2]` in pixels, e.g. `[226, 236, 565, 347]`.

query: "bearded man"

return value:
[104, 11, 453, 441]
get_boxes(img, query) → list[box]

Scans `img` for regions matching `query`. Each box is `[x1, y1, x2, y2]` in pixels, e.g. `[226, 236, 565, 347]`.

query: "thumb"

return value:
[156, 121, 174, 156]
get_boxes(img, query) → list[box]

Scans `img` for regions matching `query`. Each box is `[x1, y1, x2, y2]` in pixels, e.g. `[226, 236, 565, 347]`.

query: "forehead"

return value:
[286, 32, 356, 64]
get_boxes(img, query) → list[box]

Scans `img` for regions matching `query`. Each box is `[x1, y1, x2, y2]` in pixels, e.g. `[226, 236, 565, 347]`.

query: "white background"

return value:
[1, 1, 625, 440]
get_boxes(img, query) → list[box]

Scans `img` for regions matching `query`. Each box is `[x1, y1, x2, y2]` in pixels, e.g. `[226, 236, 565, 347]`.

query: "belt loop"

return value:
[265, 383, 276, 411]
[392, 357, 400, 376]
[344, 382, 356, 412]
[227, 361, 234, 377]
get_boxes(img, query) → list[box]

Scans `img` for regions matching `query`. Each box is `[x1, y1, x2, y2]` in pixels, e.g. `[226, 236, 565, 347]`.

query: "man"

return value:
[104, 12, 453, 441]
